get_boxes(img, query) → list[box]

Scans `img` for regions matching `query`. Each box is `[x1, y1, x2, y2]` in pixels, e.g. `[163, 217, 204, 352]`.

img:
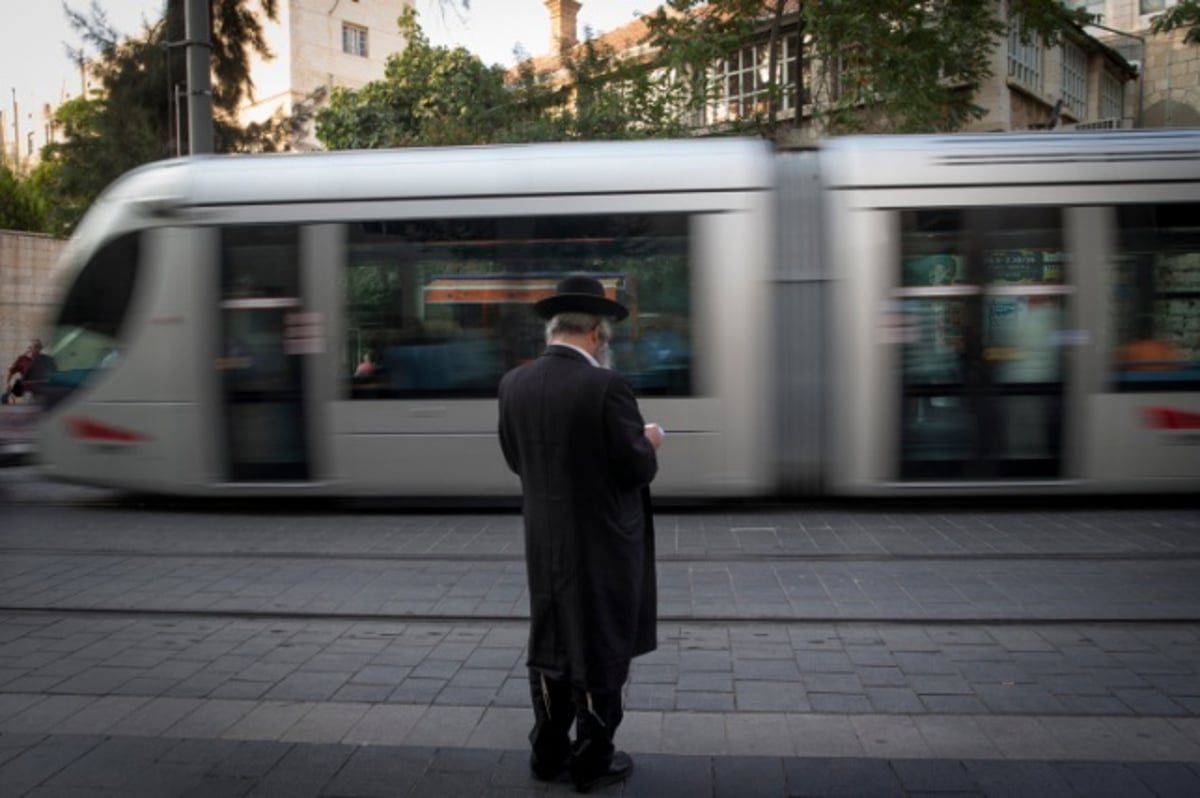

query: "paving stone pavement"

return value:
[1, 485, 1199, 794]
[2, 616, 1200, 717]
[4, 553, 1200, 621]
[2, 732, 1200, 797]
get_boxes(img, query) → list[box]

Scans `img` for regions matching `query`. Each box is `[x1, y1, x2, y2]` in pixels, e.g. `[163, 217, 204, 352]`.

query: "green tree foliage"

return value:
[317, 10, 522, 148]
[206, 0, 278, 113]
[554, 37, 691, 140]
[1150, 0, 1200, 45]
[320, 1, 1100, 150]
[33, 0, 295, 235]
[645, 0, 1098, 136]
[36, 6, 175, 235]
[316, 8, 689, 150]
[0, 166, 48, 232]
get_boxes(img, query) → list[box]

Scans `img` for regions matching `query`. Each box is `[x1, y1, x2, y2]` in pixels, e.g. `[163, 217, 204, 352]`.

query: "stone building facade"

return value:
[1074, 0, 1200, 127]
[530, 1, 1142, 144]
[0, 231, 68, 369]
[965, 9, 1137, 133]
[239, 0, 416, 149]
[1139, 27, 1200, 128]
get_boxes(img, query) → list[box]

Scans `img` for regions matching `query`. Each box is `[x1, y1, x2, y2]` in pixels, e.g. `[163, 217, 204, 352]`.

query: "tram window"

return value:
[43, 232, 142, 409]
[221, 225, 301, 299]
[1110, 203, 1200, 391]
[343, 214, 694, 399]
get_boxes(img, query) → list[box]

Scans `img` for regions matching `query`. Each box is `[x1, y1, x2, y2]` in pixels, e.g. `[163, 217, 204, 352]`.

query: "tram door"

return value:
[217, 225, 311, 481]
[897, 207, 1069, 481]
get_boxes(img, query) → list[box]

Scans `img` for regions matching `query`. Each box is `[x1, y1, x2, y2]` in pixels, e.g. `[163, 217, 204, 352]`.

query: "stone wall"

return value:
[0, 230, 67, 368]
[1141, 28, 1200, 127]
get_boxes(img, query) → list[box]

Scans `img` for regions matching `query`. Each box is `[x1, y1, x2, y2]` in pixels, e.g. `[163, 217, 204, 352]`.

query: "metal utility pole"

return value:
[185, 0, 214, 154]
[175, 84, 185, 157]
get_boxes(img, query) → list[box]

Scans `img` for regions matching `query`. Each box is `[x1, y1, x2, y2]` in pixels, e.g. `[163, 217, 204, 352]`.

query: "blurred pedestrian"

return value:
[354, 351, 376, 377]
[498, 275, 663, 793]
[4, 338, 55, 403]
[6, 340, 34, 383]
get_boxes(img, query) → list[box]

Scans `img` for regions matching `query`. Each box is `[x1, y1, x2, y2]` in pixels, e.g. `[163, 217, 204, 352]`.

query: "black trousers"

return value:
[528, 670, 623, 773]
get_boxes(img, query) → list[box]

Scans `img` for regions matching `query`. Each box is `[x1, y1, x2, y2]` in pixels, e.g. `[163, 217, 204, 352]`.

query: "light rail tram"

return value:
[36, 130, 1200, 497]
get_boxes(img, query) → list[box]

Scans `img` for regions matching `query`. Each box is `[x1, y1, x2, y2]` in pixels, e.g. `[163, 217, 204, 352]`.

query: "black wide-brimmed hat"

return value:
[533, 275, 628, 322]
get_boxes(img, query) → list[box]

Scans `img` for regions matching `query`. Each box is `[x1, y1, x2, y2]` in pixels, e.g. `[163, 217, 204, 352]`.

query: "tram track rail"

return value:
[3, 545, 1200, 564]
[2, 604, 1199, 626]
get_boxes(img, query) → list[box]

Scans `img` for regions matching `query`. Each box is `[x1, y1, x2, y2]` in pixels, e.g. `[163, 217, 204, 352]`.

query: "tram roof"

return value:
[99, 138, 776, 212]
[820, 129, 1200, 190]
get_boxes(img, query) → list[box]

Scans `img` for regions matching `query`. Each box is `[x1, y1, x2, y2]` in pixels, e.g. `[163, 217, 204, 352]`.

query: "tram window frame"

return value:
[341, 213, 696, 400]
[1109, 203, 1200, 392]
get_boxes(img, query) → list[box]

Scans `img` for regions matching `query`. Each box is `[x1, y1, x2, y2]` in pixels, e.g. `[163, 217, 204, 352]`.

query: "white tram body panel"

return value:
[818, 132, 1200, 495]
[38, 140, 778, 498]
[35, 131, 1200, 498]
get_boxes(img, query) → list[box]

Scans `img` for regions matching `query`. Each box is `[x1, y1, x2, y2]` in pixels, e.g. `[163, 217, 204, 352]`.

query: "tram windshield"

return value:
[43, 232, 141, 409]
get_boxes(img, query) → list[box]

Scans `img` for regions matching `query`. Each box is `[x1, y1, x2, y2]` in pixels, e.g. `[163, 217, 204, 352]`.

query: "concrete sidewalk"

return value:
[3, 732, 1200, 796]
[2, 613, 1200, 795]
[2, 495, 1199, 794]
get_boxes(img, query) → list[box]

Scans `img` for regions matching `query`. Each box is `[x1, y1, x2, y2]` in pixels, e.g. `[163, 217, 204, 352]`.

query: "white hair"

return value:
[545, 313, 611, 343]
[545, 313, 614, 368]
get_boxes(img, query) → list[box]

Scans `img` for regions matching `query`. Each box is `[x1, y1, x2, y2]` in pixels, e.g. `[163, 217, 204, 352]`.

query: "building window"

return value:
[1139, 1, 1170, 14]
[1071, 0, 1106, 15]
[1100, 71, 1124, 119]
[706, 33, 800, 124]
[781, 34, 800, 111]
[1061, 41, 1087, 118]
[1007, 23, 1043, 92]
[343, 23, 368, 57]
[827, 48, 868, 105]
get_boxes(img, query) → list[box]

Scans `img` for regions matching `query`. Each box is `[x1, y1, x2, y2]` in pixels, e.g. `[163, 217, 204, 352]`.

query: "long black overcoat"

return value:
[498, 345, 658, 693]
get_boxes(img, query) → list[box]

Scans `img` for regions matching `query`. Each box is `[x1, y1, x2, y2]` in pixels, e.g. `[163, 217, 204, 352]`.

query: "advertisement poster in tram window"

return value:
[902, 255, 966, 357]
[903, 254, 966, 286]
[985, 249, 1064, 284]
[986, 295, 1063, 383]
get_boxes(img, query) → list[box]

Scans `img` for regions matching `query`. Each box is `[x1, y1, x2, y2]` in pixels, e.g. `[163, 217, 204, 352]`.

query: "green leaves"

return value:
[317, 9, 519, 148]
[1150, 0, 1200, 45]
[314, 7, 702, 151]
[640, 0, 1103, 137]
[0, 166, 49, 233]
[25, 1, 291, 234]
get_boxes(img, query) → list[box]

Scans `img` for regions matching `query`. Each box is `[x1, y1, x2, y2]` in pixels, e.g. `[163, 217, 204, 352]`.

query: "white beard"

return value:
[596, 341, 613, 370]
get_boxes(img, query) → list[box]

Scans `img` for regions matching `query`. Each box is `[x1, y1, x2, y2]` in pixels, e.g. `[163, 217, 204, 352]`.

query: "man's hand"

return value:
[644, 423, 664, 450]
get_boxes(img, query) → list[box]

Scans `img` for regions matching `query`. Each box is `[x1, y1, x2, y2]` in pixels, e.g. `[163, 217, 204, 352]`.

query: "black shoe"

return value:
[572, 751, 633, 793]
[530, 752, 571, 782]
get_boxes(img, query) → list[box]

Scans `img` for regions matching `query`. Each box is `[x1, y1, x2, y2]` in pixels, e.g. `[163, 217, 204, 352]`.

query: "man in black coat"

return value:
[498, 275, 662, 793]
